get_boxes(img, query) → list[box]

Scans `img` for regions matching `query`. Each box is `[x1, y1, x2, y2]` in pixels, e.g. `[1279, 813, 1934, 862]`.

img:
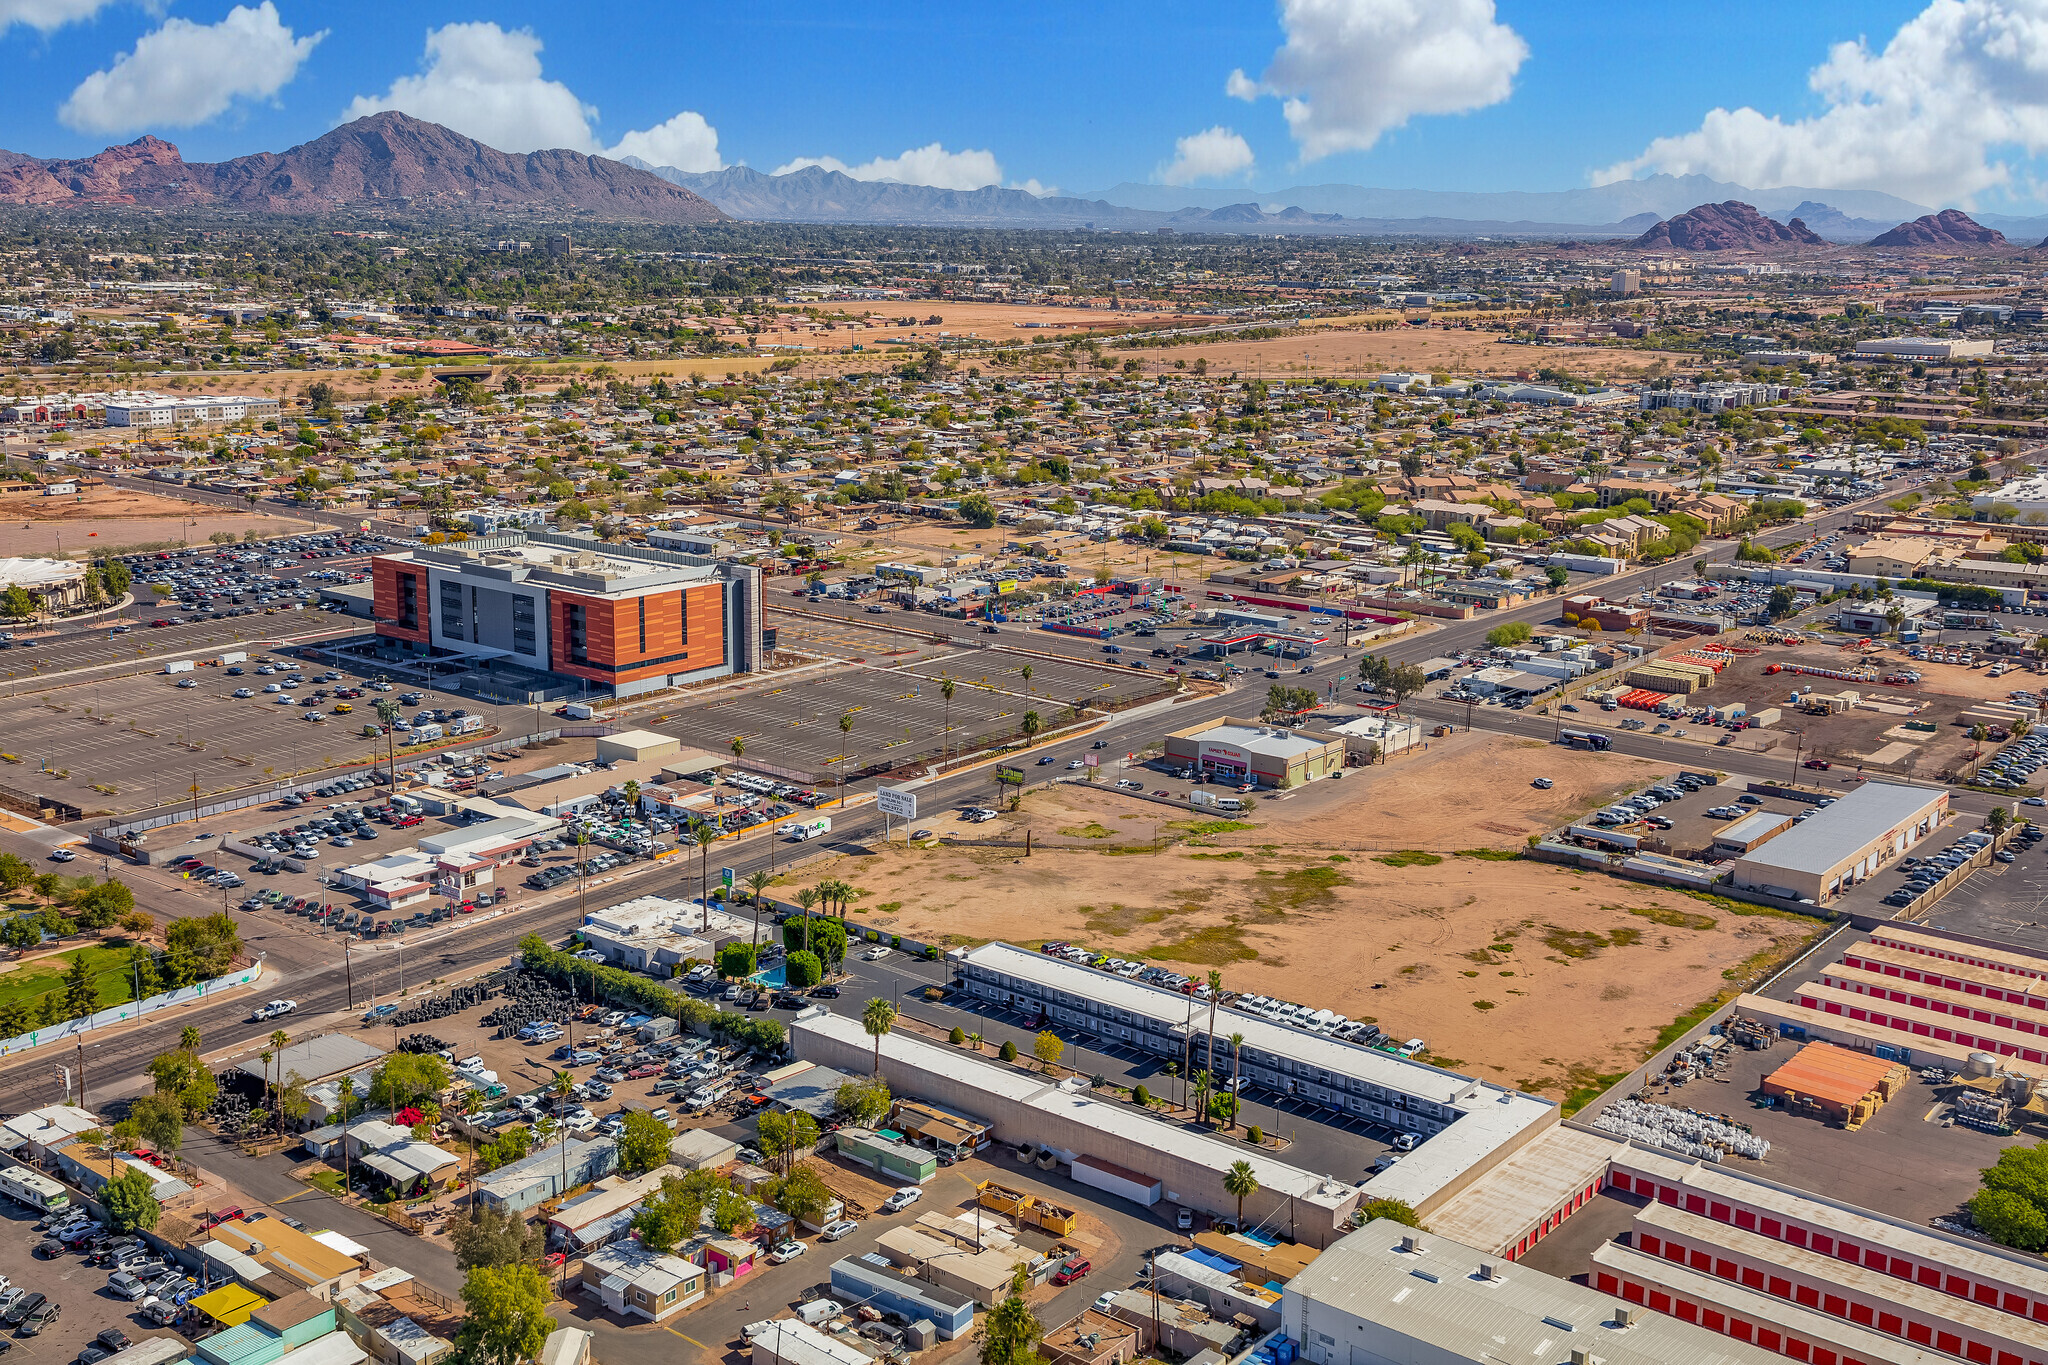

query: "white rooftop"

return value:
[1291, 1219, 1781, 1365]
[1732, 780, 1946, 878]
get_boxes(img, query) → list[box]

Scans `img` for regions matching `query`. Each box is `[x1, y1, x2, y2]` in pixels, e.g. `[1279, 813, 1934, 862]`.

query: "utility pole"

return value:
[75, 1037, 86, 1111]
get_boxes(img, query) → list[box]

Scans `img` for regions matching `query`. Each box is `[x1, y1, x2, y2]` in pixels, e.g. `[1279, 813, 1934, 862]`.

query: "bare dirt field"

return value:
[0, 486, 318, 554]
[798, 736, 1820, 1103]
[1100, 326, 1698, 384]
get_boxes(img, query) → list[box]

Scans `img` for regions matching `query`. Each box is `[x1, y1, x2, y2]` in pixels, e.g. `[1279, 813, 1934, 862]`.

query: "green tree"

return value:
[127, 1093, 183, 1154]
[450, 1201, 545, 1270]
[772, 1164, 834, 1229]
[999, 1039, 1018, 1062]
[1484, 621, 1533, 650]
[73, 879, 135, 931]
[861, 997, 896, 1075]
[835, 1075, 892, 1127]
[369, 1053, 451, 1112]
[1973, 1187, 2048, 1251]
[1357, 1198, 1423, 1228]
[0, 854, 32, 893]
[756, 1109, 820, 1175]
[0, 585, 36, 622]
[716, 941, 759, 980]
[1223, 1158, 1260, 1227]
[62, 954, 99, 1018]
[980, 1266, 1044, 1365]
[0, 917, 38, 952]
[103, 1167, 161, 1233]
[957, 492, 997, 528]
[457, 1264, 553, 1365]
[632, 1169, 728, 1249]
[783, 950, 822, 989]
[616, 1110, 674, 1175]
[711, 1187, 755, 1236]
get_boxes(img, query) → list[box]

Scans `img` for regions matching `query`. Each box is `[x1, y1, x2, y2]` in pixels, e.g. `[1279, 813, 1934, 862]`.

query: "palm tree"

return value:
[730, 735, 746, 763]
[336, 1076, 356, 1195]
[693, 824, 719, 920]
[179, 1025, 201, 1053]
[745, 869, 773, 948]
[1205, 970, 1223, 1078]
[793, 886, 820, 954]
[1225, 1031, 1247, 1132]
[861, 997, 896, 1075]
[1971, 722, 1990, 757]
[269, 1028, 290, 1134]
[1021, 710, 1042, 744]
[1019, 663, 1033, 704]
[967, 1031, 984, 1053]
[258, 1049, 273, 1130]
[940, 677, 956, 764]
[1223, 1159, 1260, 1229]
[1193, 1069, 1214, 1126]
[552, 1069, 574, 1205]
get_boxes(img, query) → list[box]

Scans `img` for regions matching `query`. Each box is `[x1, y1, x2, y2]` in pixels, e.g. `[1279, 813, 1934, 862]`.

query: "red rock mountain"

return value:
[1867, 209, 2006, 247]
[1629, 201, 1827, 251]
[0, 113, 726, 223]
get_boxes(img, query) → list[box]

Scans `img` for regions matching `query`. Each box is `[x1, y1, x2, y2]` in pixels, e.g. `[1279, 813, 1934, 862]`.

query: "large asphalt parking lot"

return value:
[651, 645, 1164, 779]
[0, 654, 534, 814]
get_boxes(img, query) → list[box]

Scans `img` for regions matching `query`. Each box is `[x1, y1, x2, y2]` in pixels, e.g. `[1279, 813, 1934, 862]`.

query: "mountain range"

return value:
[0, 113, 725, 223]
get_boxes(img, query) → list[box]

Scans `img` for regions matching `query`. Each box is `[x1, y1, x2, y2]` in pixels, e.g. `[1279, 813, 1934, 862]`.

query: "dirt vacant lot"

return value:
[0, 486, 318, 554]
[796, 736, 1820, 1104]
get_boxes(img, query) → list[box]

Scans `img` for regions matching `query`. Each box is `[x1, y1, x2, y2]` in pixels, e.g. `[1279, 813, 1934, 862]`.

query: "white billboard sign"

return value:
[876, 785, 918, 819]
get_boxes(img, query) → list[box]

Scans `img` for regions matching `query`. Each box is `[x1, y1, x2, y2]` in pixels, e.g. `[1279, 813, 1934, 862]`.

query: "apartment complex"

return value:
[371, 530, 761, 698]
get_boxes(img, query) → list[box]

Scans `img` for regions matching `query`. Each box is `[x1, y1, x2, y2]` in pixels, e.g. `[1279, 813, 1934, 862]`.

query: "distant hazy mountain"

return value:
[1763, 202, 1893, 243]
[1084, 174, 1931, 227]
[625, 159, 1657, 238]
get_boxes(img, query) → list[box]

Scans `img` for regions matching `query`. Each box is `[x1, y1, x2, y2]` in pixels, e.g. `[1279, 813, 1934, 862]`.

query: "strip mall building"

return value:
[371, 530, 761, 698]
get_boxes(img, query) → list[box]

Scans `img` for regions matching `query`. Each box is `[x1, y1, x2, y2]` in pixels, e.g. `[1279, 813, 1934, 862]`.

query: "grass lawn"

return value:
[0, 943, 138, 1012]
[304, 1169, 346, 1195]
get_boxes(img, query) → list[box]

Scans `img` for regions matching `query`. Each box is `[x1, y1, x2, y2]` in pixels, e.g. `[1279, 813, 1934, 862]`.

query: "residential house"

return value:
[578, 1241, 706, 1322]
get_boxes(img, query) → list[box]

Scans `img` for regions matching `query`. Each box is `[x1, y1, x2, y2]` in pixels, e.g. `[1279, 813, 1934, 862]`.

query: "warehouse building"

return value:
[371, 530, 762, 699]
[1729, 781, 1947, 902]
[1282, 1219, 1790, 1365]
[789, 1007, 1366, 1246]
[1161, 717, 1346, 787]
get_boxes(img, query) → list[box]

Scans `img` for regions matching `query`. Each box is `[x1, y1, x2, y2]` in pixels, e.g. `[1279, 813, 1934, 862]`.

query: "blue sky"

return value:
[4, 0, 2031, 209]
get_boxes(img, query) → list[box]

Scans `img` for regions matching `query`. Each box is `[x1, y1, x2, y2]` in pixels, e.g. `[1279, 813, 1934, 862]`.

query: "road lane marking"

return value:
[663, 1328, 709, 1348]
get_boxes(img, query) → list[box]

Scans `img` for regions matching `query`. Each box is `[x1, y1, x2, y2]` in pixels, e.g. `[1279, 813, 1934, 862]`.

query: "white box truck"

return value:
[779, 817, 830, 841]
[408, 722, 445, 745]
[561, 702, 595, 720]
[452, 715, 484, 736]
[162, 659, 194, 674]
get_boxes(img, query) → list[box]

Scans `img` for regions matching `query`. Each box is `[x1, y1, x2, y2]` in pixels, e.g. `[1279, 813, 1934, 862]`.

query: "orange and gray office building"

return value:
[371, 531, 761, 699]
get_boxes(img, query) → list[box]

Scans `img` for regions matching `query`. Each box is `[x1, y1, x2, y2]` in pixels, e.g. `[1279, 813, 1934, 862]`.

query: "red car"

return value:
[1051, 1258, 1091, 1286]
[1803, 759, 1831, 770]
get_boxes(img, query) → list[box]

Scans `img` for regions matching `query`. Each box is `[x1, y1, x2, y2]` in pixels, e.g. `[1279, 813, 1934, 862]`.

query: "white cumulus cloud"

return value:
[343, 23, 595, 153]
[1010, 178, 1058, 197]
[606, 110, 722, 173]
[1, 0, 114, 35]
[344, 21, 722, 169]
[1159, 126, 1255, 185]
[1231, 0, 1527, 161]
[59, 2, 323, 135]
[773, 143, 1002, 190]
[1595, 0, 2048, 206]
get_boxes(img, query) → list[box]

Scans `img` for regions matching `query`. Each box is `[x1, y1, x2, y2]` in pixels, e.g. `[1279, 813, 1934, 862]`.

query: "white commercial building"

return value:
[105, 394, 282, 426]
[1729, 780, 1947, 903]
[1853, 337, 1995, 361]
[947, 943, 1555, 1220]
[1283, 1218, 1791, 1365]
[1973, 473, 2048, 522]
